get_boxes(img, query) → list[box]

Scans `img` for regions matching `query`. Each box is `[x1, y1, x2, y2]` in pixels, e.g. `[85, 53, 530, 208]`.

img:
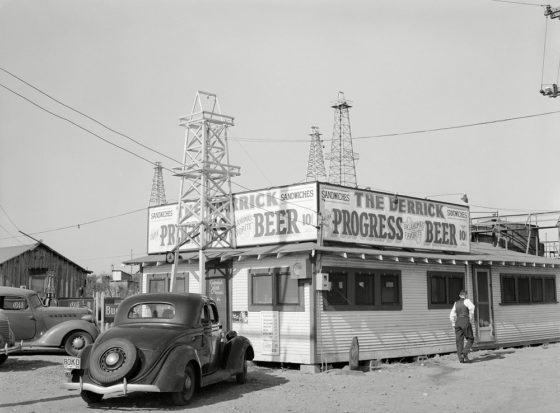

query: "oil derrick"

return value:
[170, 91, 240, 293]
[149, 162, 167, 206]
[305, 126, 327, 182]
[327, 91, 358, 187]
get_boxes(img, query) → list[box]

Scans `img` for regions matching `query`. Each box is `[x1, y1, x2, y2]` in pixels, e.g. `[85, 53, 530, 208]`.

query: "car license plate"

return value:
[63, 357, 81, 370]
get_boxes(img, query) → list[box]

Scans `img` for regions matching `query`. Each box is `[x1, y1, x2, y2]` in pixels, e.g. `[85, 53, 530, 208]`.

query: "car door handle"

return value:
[28, 316, 36, 320]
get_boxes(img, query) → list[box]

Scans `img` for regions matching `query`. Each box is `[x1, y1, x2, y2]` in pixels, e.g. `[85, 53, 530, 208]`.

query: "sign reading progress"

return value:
[233, 183, 318, 247]
[320, 184, 470, 253]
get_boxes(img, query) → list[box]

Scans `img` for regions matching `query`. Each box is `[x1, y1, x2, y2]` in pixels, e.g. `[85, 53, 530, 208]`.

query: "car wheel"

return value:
[64, 331, 93, 356]
[80, 390, 103, 405]
[171, 363, 196, 406]
[0, 354, 7, 366]
[236, 353, 248, 384]
[89, 338, 138, 385]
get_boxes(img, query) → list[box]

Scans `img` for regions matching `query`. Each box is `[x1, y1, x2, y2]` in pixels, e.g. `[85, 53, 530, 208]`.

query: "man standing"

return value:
[450, 289, 475, 363]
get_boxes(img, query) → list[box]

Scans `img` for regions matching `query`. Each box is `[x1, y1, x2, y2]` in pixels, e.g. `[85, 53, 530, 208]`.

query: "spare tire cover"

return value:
[89, 338, 138, 385]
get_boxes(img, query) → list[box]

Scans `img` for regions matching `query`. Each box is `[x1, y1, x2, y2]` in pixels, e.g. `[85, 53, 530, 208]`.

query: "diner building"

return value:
[127, 182, 560, 367]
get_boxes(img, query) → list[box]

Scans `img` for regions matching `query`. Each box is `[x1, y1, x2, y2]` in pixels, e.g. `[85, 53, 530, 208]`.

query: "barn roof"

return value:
[0, 244, 35, 263]
[0, 242, 91, 273]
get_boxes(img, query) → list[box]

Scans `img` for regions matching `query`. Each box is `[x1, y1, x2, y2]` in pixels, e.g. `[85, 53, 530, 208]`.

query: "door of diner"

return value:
[205, 267, 230, 331]
[474, 269, 495, 343]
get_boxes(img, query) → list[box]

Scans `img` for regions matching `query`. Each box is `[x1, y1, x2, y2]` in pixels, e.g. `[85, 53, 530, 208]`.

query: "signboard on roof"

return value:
[147, 203, 192, 254]
[319, 183, 470, 253]
[233, 183, 318, 247]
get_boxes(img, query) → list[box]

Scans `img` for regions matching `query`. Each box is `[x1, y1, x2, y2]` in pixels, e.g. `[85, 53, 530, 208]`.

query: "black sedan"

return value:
[65, 292, 254, 406]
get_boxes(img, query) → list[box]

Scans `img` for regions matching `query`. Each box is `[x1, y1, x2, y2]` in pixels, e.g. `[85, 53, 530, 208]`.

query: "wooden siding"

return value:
[490, 266, 560, 345]
[232, 256, 312, 364]
[316, 256, 470, 362]
[0, 245, 88, 298]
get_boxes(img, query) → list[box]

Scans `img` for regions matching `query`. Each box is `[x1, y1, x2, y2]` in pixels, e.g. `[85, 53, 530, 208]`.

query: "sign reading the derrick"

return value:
[320, 184, 470, 253]
[233, 183, 318, 247]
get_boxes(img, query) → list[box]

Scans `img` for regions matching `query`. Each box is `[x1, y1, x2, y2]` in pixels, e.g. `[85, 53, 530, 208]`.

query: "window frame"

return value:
[427, 271, 465, 309]
[500, 273, 557, 305]
[322, 267, 402, 311]
[248, 267, 304, 311]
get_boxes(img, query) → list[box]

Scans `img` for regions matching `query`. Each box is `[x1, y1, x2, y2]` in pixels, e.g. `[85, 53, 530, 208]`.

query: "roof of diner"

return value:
[124, 241, 559, 268]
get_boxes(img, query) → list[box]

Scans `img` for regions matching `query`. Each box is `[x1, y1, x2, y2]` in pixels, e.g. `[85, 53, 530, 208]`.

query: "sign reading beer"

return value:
[320, 184, 470, 253]
[233, 183, 318, 247]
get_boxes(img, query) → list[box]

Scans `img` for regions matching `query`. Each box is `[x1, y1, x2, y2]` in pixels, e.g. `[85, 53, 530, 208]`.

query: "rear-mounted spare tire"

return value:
[89, 338, 138, 384]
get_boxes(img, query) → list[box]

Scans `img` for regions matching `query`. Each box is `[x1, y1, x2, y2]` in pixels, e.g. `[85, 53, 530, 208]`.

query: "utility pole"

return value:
[327, 92, 358, 187]
[170, 91, 240, 294]
[305, 126, 327, 182]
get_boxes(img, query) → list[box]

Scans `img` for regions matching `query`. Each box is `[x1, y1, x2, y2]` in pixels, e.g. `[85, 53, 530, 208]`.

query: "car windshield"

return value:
[28, 294, 43, 308]
[127, 303, 175, 320]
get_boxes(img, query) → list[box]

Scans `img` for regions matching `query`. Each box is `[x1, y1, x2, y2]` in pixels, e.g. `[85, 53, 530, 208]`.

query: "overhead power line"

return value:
[0, 82, 164, 169]
[0, 207, 147, 241]
[490, 0, 546, 7]
[230, 109, 560, 143]
[0, 67, 182, 166]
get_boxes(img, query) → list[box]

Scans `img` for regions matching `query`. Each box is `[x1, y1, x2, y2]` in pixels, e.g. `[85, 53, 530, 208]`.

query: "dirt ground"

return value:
[0, 343, 559, 413]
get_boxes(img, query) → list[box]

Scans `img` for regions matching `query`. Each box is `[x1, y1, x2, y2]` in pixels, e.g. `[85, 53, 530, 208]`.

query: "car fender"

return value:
[224, 336, 254, 372]
[32, 320, 99, 347]
[152, 344, 201, 392]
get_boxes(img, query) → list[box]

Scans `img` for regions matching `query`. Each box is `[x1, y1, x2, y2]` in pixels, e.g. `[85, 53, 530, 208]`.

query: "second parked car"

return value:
[0, 286, 99, 356]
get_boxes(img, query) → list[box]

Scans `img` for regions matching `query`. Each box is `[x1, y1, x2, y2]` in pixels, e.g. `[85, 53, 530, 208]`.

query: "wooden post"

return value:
[349, 336, 359, 370]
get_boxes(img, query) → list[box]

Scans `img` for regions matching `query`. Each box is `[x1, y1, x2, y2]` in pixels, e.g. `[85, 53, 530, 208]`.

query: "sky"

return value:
[1, 0, 559, 274]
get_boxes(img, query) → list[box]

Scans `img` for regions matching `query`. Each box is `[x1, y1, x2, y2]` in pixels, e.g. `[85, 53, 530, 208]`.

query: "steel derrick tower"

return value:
[327, 92, 358, 187]
[170, 91, 240, 293]
[149, 162, 167, 206]
[305, 126, 327, 182]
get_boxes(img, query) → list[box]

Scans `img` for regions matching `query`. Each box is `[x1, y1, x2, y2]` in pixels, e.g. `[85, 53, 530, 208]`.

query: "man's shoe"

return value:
[459, 355, 464, 363]
[462, 354, 471, 363]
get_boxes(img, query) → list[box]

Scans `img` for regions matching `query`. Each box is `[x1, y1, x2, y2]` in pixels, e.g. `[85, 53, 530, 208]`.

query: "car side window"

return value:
[209, 304, 219, 324]
[1, 296, 28, 311]
[201, 305, 211, 325]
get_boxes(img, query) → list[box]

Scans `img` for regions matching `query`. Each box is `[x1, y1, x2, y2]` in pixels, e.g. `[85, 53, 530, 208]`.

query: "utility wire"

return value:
[0, 203, 20, 231]
[542, 16, 549, 86]
[232, 110, 560, 143]
[490, 0, 546, 6]
[0, 207, 147, 241]
[0, 82, 162, 168]
[0, 67, 182, 166]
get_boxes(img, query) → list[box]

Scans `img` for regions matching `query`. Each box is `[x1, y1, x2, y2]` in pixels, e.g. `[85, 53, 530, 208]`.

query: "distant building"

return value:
[109, 270, 140, 298]
[0, 242, 91, 300]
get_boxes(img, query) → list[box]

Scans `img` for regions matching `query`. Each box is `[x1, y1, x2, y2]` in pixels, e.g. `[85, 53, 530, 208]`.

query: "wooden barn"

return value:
[128, 182, 560, 369]
[0, 242, 91, 300]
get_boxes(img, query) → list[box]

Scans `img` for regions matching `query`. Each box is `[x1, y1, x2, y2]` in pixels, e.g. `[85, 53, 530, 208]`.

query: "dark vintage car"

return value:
[65, 293, 254, 406]
[0, 286, 99, 356]
[0, 310, 21, 366]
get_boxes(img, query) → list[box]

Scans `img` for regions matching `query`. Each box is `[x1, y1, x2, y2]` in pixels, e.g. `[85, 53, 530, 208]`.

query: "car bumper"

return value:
[64, 377, 160, 395]
[2, 341, 23, 355]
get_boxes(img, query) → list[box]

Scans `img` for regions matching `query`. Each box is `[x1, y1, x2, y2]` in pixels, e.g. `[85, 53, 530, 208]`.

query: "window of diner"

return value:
[323, 267, 402, 311]
[248, 267, 304, 311]
[500, 274, 557, 305]
[427, 271, 465, 309]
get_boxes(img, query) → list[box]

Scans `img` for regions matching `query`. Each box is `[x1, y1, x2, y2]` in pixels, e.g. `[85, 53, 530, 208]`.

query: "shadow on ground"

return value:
[0, 355, 62, 371]
[81, 368, 289, 411]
